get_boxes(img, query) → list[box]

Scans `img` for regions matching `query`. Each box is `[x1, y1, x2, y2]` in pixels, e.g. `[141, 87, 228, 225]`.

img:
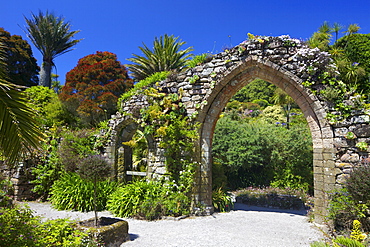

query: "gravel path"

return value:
[21, 201, 325, 247]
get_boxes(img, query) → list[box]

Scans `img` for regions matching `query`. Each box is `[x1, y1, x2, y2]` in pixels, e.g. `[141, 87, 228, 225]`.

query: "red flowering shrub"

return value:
[60, 51, 133, 126]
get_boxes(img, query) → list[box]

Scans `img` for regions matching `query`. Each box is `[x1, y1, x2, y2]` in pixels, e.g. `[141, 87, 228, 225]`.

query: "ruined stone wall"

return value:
[106, 35, 369, 223]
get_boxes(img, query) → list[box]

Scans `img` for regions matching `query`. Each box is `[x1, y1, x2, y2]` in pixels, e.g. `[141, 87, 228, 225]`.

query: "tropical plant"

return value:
[60, 51, 133, 127]
[186, 53, 209, 68]
[0, 27, 39, 87]
[107, 180, 190, 220]
[49, 172, 117, 212]
[23, 10, 81, 88]
[127, 34, 193, 81]
[0, 42, 43, 165]
[271, 87, 295, 129]
[212, 187, 234, 212]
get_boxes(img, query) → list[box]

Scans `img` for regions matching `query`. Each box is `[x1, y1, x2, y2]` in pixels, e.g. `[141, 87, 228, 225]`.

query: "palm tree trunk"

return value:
[39, 60, 52, 88]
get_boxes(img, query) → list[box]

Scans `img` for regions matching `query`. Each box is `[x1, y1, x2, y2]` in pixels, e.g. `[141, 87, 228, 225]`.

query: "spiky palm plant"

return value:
[127, 34, 193, 81]
[0, 42, 43, 165]
[23, 11, 81, 88]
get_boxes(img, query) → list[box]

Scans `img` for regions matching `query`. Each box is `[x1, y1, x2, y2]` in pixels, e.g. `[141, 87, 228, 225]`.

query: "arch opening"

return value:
[196, 60, 334, 222]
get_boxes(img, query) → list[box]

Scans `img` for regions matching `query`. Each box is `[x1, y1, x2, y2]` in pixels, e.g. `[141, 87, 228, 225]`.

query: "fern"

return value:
[333, 236, 366, 247]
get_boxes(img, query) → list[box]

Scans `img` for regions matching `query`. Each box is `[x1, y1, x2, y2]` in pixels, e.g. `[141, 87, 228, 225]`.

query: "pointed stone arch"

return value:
[196, 57, 335, 222]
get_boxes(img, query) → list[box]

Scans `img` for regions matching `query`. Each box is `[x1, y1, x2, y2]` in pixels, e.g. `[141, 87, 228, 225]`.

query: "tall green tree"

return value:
[0, 28, 39, 87]
[23, 11, 81, 88]
[127, 34, 193, 81]
[0, 42, 43, 164]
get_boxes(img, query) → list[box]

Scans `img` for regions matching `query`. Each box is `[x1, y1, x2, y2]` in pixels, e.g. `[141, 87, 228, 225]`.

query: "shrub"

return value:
[327, 164, 370, 232]
[107, 180, 191, 220]
[0, 205, 40, 246]
[107, 180, 163, 218]
[328, 187, 368, 232]
[0, 204, 96, 246]
[49, 173, 117, 212]
[212, 187, 234, 212]
[346, 164, 370, 203]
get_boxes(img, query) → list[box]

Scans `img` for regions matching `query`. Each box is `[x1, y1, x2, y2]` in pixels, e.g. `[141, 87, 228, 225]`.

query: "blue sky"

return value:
[2, 0, 370, 84]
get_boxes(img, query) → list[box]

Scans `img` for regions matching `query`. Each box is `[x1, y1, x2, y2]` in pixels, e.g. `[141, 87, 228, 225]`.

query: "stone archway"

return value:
[196, 57, 334, 223]
[106, 35, 369, 223]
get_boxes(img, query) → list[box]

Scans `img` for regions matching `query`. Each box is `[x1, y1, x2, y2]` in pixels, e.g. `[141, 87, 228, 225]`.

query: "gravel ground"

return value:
[20, 201, 325, 247]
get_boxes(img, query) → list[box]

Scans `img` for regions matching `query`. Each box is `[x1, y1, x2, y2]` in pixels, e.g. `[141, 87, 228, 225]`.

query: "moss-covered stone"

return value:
[79, 217, 129, 247]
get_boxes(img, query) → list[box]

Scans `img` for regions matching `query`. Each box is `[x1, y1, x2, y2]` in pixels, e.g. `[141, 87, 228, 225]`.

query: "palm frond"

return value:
[0, 42, 44, 164]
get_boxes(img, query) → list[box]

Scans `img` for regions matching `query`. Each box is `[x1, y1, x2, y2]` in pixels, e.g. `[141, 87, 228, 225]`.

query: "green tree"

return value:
[332, 22, 343, 42]
[0, 27, 39, 87]
[0, 42, 43, 164]
[334, 33, 370, 94]
[213, 117, 312, 191]
[60, 51, 133, 127]
[231, 79, 276, 103]
[271, 87, 295, 129]
[24, 85, 74, 127]
[127, 34, 193, 81]
[23, 11, 81, 88]
[308, 21, 333, 51]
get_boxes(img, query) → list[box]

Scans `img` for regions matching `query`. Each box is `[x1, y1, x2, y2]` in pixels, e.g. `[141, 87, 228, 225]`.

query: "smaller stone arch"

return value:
[105, 114, 160, 181]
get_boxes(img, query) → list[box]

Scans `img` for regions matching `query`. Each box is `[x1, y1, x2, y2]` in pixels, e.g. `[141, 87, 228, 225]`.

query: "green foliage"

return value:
[311, 220, 368, 247]
[0, 81, 44, 165]
[231, 79, 276, 103]
[355, 142, 368, 152]
[127, 34, 193, 81]
[346, 164, 370, 204]
[213, 117, 313, 191]
[25, 86, 74, 127]
[118, 71, 170, 105]
[335, 33, 370, 77]
[186, 53, 209, 68]
[49, 173, 117, 212]
[31, 133, 64, 200]
[107, 180, 190, 220]
[189, 74, 200, 84]
[58, 129, 98, 172]
[328, 188, 369, 231]
[0, 175, 12, 207]
[36, 218, 89, 247]
[212, 187, 234, 212]
[0, 204, 42, 246]
[0, 204, 98, 246]
[260, 105, 285, 124]
[0, 27, 39, 87]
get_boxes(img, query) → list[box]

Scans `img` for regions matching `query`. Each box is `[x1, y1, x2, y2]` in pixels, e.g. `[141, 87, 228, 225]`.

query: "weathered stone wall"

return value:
[106, 35, 369, 223]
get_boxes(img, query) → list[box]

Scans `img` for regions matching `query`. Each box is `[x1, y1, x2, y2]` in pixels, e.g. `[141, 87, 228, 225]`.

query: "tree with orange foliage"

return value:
[60, 51, 133, 127]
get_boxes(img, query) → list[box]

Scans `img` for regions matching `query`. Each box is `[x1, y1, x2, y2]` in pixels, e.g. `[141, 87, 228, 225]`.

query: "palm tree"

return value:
[127, 34, 193, 81]
[345, 24, 361, 36]
[332, 22, 343, 42]
[308, 22, 333, 51]
[23, 11, 81, 88]
[0, 42, 44, 165]
[272, 88, 295, 129]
